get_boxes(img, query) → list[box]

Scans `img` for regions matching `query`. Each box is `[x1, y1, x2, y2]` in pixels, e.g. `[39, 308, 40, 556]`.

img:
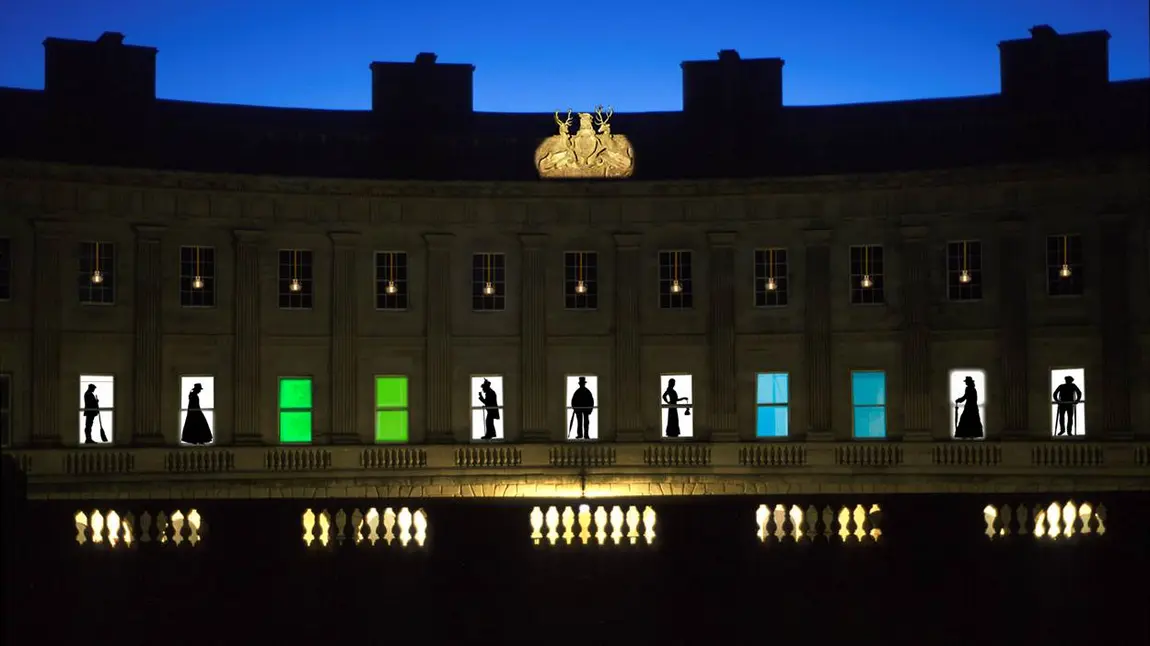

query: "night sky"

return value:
[0, 0, 1146, 112]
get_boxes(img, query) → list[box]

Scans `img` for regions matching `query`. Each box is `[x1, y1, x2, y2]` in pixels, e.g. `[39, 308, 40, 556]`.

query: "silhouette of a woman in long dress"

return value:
[180, 383, 213, 445]
[954, 376, 984, 439]
[662, 379, 688, 438]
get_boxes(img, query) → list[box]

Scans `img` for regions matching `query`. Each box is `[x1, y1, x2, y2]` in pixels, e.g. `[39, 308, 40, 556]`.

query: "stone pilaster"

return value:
[232, 230, 264, 444]
[423, 233, 454, 443]
[519, 234, 548, 441]
[804, 229, 832, 441]
[1099, 216, 1131, 439]
[899, 226, 932, 440]
[329, 232, 360, 443]
[31, 221, 63, 446]
[706, 232, 737, 441]
[613, 234, 643, 441]
[132, 225, 166, 444]
[998, 220, 1029, 437]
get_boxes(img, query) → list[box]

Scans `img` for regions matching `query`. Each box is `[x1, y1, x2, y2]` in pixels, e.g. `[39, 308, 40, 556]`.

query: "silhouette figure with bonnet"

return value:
[477, 379, 500, 440]
[954, 375, 984, 439]
[1052, 375, 1083, 436]
[180, 383, 214, 445]
[569, 377, 595, 439]
[662, 379, 689, 438]
[82, 384, 106, 444]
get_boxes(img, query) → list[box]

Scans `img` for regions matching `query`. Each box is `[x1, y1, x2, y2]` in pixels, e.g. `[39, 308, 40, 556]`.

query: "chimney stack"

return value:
[681, 49, 785, 120]
[998, 26, 1111, 105]
[370, 53, 475, 128]
[43, 31, 157, 106]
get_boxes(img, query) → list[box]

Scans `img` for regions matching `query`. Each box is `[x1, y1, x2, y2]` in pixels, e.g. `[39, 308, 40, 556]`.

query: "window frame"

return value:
[848, 244, 885, 305]
[277, 249, 315, 310]
[471, 252, 506, 312]
[278, 376, 314, 443]
[78, 374, 116, 445]
[563, 251, 599, 310]
[373, 375, 409, 443]
[78, 241, 116, 305]
[470, 374, 505, 441]
[850, 370, 887, 439]
[753, 248, 789, 308]
[754, 372, 790, 438]
[658, 250, 694, 309]
[564, 374, 600, 441]
[179, 245, 217, 308]
[178, 375, 216, 446]
[374, 251, 409, 311]
[1045, 234, 1084, 298]
[945, 240, 983, 302]
[947, 368, 986, 441]
[1049, 367, 1087, 438]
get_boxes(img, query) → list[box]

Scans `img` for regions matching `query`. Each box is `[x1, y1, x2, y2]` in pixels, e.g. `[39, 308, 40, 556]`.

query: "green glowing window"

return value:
[279, 377, 313, 443]
[374, 376, 409, 442]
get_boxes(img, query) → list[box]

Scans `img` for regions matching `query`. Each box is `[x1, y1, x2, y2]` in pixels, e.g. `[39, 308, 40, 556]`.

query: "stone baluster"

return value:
[132, 225, 165, 444]
[803, 229, 832, 440]
[423, 233, 454, 443]
[329, 232, 360, 443]
[31, 220, 63, 445]
[613, 234, 642, 441]
[519, 234, 548, 441]
[997, 221, 1028, 436]
[899, 225, 932, 440]
[706, 232, 737, 441]
[1098, 216, 1131, 438]
[232, 230, 264, 444]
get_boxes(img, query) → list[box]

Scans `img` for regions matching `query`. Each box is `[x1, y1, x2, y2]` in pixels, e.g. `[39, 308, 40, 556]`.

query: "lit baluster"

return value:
[1078, 503, 1093, 535]
[74, 511, 89, 546]
[561, 507, 576, 545]
[302, 509, 316, 546]
[156, 511, 169, 544]
[642, 506, 657, 545]
[187, 510, 201, 546]
[852, 505, 867, 541]
[625, 506, 640, 545]
[122, 514, 135, 547]
[983, 505, 998, 540]
[577, 505, 592, 544]
[868, 504, 883, 540]
[106, 511, 121, 548]
[378, 507, 393, 545]
[772, 504, 786, 541]
[351, 509, 364, 544]
[397, 508, 413, 547]
[837, 507, 851, 542]
[594, 507, 608, 545]
[365, 507, 380, 545]
[1095, 504, 1107, 535]
[1061, 502, 1077, 539]
[755, 505, 769, 542]
[1046, 503, 1061, 540]
[789, 505, 804, 542]
[171, 510, 186, 546]
[609, 506, 624, 545]
[413, 509, 428, 547]
[1033, 509, 1047, 538]
[545, 506, 560, 546]
[530, 507, 544, 544]
[318, 510, 331, 547]
[91, 510, 105, 544]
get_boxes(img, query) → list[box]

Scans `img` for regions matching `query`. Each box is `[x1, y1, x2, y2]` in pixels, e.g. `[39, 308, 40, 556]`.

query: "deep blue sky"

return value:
[0, 0, 1146, 112]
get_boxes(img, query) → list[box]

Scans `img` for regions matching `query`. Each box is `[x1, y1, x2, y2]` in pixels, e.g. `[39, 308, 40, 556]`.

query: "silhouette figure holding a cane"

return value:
[1052, 376, 1082, 436]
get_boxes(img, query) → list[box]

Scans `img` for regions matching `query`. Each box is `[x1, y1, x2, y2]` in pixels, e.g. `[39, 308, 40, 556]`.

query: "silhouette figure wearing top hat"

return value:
[82, 384, 106, 444]
[569, 377, 595, 439]
[180, 383, 214, 445]
[1053, 376, 1083, 436]
[477, 379, 500, 440]
[662, 379, 689, 438]
[954, 376, 984, 439]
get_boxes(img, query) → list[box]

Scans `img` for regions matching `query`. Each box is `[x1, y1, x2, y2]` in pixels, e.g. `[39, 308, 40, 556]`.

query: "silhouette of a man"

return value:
[82, 384, 106, 444]
[478, 379, 500, 440]
[569, 377, 595, 439]
[1052, 376, 1083, 436]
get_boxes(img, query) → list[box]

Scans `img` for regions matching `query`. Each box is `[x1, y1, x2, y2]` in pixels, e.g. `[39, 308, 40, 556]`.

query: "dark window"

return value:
[0, 373, 10, 447]
[849, 245, 884, 305]
[946, 241, 983, 301]
[278, 249, 314, 309]
[179, 246, 216, 307]
[658, 251, 693, 309]
[375, 251, 409, 310]
[78, 241, 115, 304]
[472, 253, 506, 311]
[1047, 234, 1084, 296]
[564, 251, 598, 309]
[0, 238, 10, 300]
[754, 248, 788, 307]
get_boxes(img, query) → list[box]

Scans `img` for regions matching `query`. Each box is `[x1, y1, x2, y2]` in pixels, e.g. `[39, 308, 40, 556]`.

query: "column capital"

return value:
[706, 231, 737, 247]
[519, 233, 547, 248]
[613, 233, 642, 249]
[328, 231, 361, 246]
[803, 228, 832, 245]
[423, 232, 454, 249]
[233, 229, 266, 243]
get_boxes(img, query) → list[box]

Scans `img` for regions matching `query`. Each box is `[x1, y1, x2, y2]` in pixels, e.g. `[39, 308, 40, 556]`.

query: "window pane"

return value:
[375, 410, 409, 442]
[279, 378, 312, 408]
[755, 373, 788, 405]
[375, 376, 408, 408]
[755, 406, 788, 438]
[279, 411, 313, 443]
[851, 372, 886, 406]
[853, 408, 886, 438]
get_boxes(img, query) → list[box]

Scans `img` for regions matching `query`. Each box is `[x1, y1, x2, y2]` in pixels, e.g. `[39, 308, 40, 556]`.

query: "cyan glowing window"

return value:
[755, 373, 789, 437]
[279, 378, 313, 443]
[851, 371, 886, 438]
[374, 376, 409, 442]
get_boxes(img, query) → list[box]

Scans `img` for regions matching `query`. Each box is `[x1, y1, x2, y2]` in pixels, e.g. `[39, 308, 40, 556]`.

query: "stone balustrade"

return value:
[73, 508, 205, 547]
[530, 504, 657, 547]
[754, 503, 883, 543]
[302, 507, 428, 549]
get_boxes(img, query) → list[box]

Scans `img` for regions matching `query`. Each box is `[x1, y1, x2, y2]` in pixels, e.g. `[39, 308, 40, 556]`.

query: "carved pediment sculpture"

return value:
[535, 105, 635, 179]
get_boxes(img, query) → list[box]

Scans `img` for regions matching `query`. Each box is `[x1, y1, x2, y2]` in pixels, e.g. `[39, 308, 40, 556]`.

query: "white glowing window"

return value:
[948, 369, 986, 440]
[565, 375, 599, 440]
[179, 376, 215, 446]
[78, 375, 114, 445]
[1050, 368, 1085, 437]
[659, 374, 693, 438]
[471, 375, 504, 440]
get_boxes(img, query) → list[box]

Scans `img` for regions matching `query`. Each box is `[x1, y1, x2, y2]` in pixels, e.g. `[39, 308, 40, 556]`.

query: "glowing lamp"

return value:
[483, 281, 496, 296]
[1059, 264, 1072, 278]
[191, 275, 204, 290]
[765, 277, 777, 291]
[289, 278, 302, 292]
[90, 270, 104, 285]
[670, 279, 682, 294]
[958, 270, 970, 284]
[385, 280, 398, 295]
[860, 274, 873, 289]
[575, 280, 587, 294]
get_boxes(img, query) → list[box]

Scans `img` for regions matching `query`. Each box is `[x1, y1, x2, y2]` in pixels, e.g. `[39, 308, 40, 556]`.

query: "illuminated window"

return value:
[753, 248, 788, 307]
[78, 241, 115, 304]
[472, 253, 505, 311]
[1050, 368, 1086, 437]
[304, 507, 427, 548]
[851, 371, 886, 438]
[470, 375, 504, 440]
[530, 505, 657, 546]
[755, 503, 882, 543]
[564, 251, 598, 309]
[0, 373, 10, 447]
[78, 375, 115, 445]
[755, 373, 789, 438]
[179, 245, 216, 307]
[946, 240, 982, 301]
[374, 251, 408, 310]
[849, 245, 884, 304]
[178, 376, 215, 446]
[1046, 234, 1083, 296]
[564, 375, 599, 440]
[0, 237, 10, 300]
[278, 249, 314, 309]
[659, 373, 693, 438]
[374, 376, 409, 442]
[948, 369, 986, 440]
[279, 377, 313, 443]
[658, 251, 693, 309]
